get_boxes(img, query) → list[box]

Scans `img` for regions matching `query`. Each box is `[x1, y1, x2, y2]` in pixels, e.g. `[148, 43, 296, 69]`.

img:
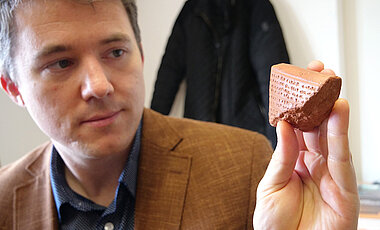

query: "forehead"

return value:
[15, 0, 127, 25]
[13, 0, 133, 51]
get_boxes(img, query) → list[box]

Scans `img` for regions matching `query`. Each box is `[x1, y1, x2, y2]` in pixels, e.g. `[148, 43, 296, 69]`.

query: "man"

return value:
[0, 0, 359, 229]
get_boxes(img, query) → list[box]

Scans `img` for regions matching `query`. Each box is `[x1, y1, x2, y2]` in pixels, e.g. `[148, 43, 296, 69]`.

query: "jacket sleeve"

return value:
[150, 2, 189, 115]
[249, 0, 290, 147]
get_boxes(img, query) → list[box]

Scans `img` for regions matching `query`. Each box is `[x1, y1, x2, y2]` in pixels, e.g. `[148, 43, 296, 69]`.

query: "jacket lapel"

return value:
[135, 109, 192, 230]
[13, 143, 58, 230]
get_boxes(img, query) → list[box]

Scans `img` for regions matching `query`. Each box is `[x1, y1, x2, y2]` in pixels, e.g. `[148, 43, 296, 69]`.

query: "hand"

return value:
[253, 61, 359, 230]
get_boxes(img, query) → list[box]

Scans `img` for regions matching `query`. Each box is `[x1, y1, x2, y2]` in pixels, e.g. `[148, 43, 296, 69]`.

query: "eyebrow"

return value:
[99, 33, 132, 45]
[35, 33, 132, 60]
[35, 45, 72, 60]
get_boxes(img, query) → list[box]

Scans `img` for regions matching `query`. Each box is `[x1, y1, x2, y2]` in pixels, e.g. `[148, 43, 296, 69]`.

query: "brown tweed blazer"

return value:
[0, 108, 272, 229]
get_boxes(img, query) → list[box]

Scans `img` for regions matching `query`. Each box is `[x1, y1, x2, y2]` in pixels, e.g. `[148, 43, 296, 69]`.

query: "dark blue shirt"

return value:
[50, 123, 142, 230]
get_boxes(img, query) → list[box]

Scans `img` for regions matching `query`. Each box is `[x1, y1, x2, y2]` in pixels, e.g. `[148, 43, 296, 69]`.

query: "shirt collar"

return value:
[119, 121, 142, 198]
[50, 121, 142, 220]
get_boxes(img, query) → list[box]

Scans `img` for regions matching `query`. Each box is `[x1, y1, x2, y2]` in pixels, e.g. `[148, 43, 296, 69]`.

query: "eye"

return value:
[109, 49, 125, 58]
[47, 59, 74, 70]
[57, 60, 72, 68]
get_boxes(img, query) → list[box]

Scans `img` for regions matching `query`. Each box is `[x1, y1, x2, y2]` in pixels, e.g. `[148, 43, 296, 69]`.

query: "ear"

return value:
[1, 75, 25, 107]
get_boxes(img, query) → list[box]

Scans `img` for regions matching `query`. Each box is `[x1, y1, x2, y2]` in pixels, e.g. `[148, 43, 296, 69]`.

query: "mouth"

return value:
[81, 110, 121, 128]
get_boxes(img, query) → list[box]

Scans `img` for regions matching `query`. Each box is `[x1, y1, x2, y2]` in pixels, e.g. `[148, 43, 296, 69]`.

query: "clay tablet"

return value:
[269, 63, 342, 131]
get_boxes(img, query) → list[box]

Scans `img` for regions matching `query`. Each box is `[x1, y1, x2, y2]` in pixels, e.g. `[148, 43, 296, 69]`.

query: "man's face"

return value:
[11, 0, 145, 158]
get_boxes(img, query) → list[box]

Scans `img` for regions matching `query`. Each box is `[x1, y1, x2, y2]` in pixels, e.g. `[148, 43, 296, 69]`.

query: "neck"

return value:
[58, 148, 129, 207]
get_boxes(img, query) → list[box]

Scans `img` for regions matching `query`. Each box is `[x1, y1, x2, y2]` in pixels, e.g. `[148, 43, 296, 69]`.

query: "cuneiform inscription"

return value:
[270, 72, 318, 113]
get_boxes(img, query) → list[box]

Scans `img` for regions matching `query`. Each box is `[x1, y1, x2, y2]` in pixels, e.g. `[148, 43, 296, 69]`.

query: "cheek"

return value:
[127, 73, 145, 109]
[22, 84, 72, 135]
[34, 86, 60, 110]
[115, 66, 145, 102]
[130, 66, 145, 99]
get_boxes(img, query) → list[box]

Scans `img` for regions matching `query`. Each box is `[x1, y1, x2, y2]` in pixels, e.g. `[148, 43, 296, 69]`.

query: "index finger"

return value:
[327, 98, 357, 193]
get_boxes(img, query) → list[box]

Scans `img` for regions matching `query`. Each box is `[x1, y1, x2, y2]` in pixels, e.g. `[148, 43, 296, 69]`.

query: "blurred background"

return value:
[0, 0, 379, 184]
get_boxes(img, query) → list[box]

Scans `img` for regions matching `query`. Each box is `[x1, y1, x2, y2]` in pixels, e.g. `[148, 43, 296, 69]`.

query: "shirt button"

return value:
[104, 222, 114, 230]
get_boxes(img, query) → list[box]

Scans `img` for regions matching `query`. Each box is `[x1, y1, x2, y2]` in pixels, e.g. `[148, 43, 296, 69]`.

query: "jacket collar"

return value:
[194, 0, 235, 36]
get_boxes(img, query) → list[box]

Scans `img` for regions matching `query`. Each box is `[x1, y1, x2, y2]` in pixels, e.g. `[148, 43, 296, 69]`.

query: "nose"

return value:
[81, 58, 114, 101]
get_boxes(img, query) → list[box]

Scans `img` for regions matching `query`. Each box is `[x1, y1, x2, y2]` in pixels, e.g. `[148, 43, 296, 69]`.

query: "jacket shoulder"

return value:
[144, 108, 273, 156]
[170, 113, 272, 153]
[0, 141, 52, 194]
[0, 141, 53, 228]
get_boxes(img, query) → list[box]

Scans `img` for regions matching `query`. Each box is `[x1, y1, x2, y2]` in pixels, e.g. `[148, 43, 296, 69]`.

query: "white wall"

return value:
[349, 0, 380, 183]
[0, 88, 48, 166]
[270, 0, 344, 77]
[1, 0, 379, 184]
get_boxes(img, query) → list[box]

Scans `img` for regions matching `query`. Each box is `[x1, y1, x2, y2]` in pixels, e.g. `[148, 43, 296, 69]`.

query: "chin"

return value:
[91, 143, 128, 158]
[71, 138, 129, 160]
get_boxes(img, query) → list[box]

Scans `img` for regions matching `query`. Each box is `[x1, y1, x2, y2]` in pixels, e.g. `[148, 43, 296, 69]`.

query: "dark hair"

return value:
[0, 0, 141, 80]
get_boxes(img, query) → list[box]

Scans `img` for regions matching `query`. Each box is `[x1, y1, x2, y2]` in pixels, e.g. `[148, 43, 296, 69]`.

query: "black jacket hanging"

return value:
[151, 0, 290, 147]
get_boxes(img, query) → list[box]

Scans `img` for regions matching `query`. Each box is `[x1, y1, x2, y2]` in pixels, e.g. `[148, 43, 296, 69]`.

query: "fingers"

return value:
[321, 69, 336, 76]
[327, 98, 357, 193]
[302, 128, 322, 154]
[319, 118, 329, 159]
[260, 121, 299, 189]
[295, 129, 307, 151]
[307, 60, 324, 72]
[307, 60, 336, 76]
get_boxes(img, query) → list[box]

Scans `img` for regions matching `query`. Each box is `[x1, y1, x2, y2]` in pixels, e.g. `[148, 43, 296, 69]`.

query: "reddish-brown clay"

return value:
[269, 63, 342, 131]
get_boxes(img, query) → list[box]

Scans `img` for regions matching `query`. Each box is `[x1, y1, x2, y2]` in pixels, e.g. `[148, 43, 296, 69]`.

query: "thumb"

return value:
[259, 121, 299, 192]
